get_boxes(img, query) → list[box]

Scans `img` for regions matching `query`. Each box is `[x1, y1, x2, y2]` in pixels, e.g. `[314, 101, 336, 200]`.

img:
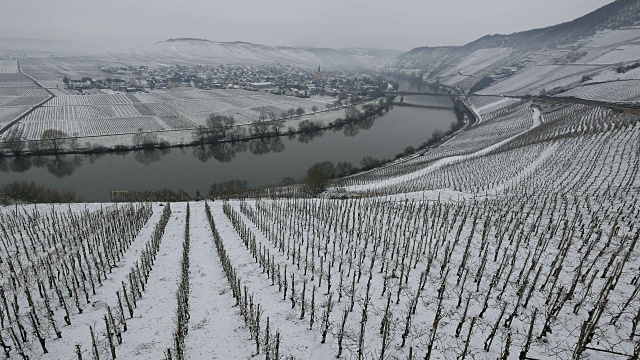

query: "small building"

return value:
[68, 79, 92, 89]
[246, 82, 275, 91]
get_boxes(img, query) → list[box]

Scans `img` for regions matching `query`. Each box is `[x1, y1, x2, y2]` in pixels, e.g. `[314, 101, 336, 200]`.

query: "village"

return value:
[64, 63, 388, 100]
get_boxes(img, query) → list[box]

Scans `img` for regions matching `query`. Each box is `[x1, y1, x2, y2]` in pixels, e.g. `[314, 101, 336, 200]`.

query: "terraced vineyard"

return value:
[559, 80, 640, 103]
[6, 88, 337, 141]
[0, 64, 50, 130]
[6, 2, 640, 358]
[336, 99, 535, 189]
[1, 89, 639, 360]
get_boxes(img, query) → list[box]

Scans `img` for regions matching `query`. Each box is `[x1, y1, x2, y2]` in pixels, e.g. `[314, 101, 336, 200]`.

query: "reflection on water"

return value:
[191, 137, 287, 163]
[134, 148, 171, 166]
[0, 116, 383, 178]
[0, 155, 84, 179]
[0, 99, 456, 201]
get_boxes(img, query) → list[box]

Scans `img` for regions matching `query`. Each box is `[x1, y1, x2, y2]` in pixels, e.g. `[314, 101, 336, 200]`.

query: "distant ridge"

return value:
[0, 37, 87, 56]
[98, 38, 401, 69]
[390, 0, 640, 69]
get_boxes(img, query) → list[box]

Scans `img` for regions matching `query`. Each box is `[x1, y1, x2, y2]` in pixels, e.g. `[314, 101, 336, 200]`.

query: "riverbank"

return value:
[0, 99, 456, 202]
[0, 98, 390, 158]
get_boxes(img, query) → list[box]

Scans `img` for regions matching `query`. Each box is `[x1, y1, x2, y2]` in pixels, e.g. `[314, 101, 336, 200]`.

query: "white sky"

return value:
[0, 0, 615, 51]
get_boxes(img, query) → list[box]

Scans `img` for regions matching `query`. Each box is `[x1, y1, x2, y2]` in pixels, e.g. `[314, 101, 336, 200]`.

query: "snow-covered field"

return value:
[0, 67, 50, 130]
[2, 90, 639, 359]
[2, 20, 640, 359]
[559, 80, 640, 103]
[439, 48, 512, 86]
[429, 27, 640, 105]
[477, 64, 602, 97]
[585, 28, 640, 48]
[47, 103, 356, 149]
[0, 59, 19, 73]
[6, 88, 337, 141]
[17, 58, 124, 90]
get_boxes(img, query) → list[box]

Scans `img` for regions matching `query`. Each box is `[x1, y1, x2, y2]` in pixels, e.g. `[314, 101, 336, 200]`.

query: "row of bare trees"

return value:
[2, 127, 74, 156]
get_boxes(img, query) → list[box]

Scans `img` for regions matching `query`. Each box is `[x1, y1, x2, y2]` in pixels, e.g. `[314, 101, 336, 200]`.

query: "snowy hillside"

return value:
[98, 39, 401, 69]
[389, 0, 640, 103]
[100, 39, 323, 68]
[0, 38, 86, 56]
[2, 2, 640, 359]
[2, 42, 640, 360]
[2, 93, 639, 359]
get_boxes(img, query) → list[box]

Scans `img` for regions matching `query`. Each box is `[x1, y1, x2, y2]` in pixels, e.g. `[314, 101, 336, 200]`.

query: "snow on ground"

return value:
[344, 107, 542, 192]
[32, 103, 358, 149]
[585, 28, 640, 47]
[115, 207, 185, 359]
[587, 65, 640, 83]
[478, 64, 602, 96]
[379, 140, 559, 203]
[185, 203, 255, 359]
[41, 204, 164, 359]
[559, 79, 640, 103]
[587, 43, 640, 64]
[439, 48, 512, 86]
[0, 59, 19, 73]
[471, 97, 520, 124]
[210, 201, 330, 359]
[106, 39, 324, 69]
[0, 71, 50, 131]
[12, 89, 337, 141]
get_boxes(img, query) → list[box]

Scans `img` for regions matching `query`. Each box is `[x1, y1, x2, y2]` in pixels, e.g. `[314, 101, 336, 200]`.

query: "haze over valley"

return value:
[0, 1, 639, 359]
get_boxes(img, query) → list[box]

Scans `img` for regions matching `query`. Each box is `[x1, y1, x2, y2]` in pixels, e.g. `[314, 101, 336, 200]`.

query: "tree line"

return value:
[0, 96, 392, 158]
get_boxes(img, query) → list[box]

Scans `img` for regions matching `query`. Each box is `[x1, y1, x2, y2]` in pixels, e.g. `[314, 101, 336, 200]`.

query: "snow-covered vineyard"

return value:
[1, 91, 639, 359]
[0, 57, 338, 142]
[0, 60, 49, 131]
[3, 88, 335, 141]
[393, 27, 640, 106]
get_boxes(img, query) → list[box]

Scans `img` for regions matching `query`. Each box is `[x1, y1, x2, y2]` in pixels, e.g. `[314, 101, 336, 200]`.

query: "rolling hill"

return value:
[100, 38, 401, 69]
[388, 0, 640, 103]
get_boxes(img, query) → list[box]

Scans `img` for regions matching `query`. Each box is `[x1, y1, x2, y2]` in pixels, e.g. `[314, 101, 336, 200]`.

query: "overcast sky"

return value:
[0, 0, 615, 51]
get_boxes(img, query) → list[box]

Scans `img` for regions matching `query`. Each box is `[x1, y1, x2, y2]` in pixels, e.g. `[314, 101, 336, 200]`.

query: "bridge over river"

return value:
[385, 91, 461, 98]
[392, 102, 453, 110]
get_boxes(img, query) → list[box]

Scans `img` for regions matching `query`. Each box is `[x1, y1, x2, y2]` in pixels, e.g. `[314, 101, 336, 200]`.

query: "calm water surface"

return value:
[0, 94, 456, 201]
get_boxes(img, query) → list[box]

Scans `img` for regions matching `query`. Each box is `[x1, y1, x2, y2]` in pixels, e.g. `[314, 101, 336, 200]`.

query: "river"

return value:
[0, 93, 455, 201]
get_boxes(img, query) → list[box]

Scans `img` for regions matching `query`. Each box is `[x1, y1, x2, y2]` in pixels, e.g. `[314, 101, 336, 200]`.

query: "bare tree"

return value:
[271, 119, 285, 135]
[192, 126, 208, 145]
[28, 139, 43, 154]
[132, 128, 159, 149]
[40, 129, 68, 154]
[3, 127, 26, 156]
[206, 113, 236, 140]
[132, 127, 145, 147]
